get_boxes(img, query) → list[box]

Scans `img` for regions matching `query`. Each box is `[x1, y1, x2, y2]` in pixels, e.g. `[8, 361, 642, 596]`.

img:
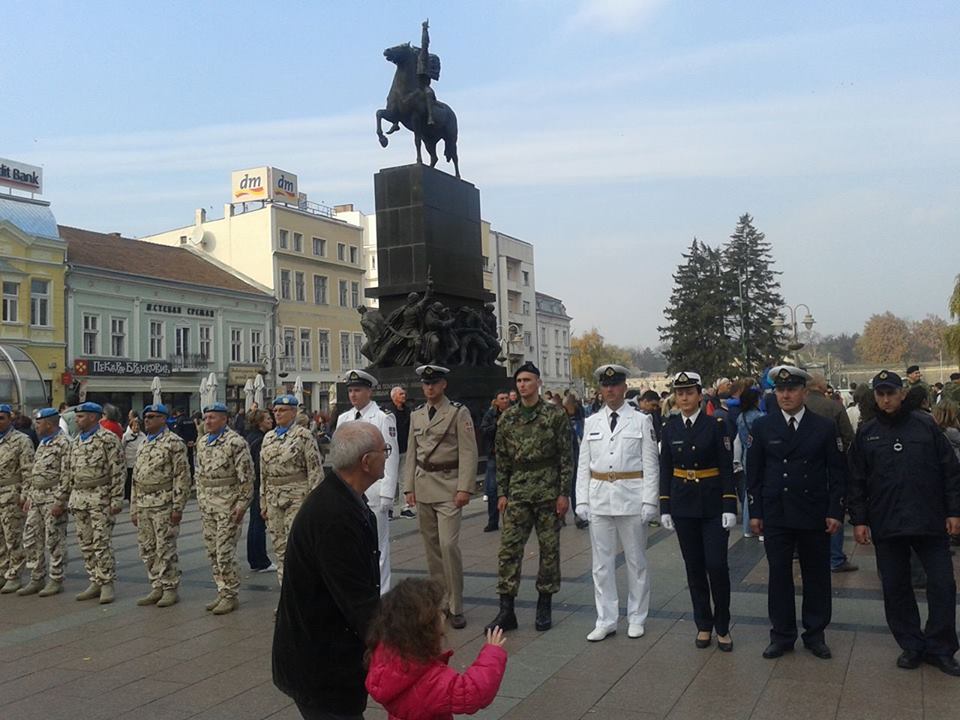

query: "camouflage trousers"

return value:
[137, 507, 181, 591]
[72, 507, 116, 585]
[200, 508, 242, 599]
[0, 501, 26, 580]
[264, 484, 310, 587]
[23, 501, 68, 582]
[496, 499, 561, 597]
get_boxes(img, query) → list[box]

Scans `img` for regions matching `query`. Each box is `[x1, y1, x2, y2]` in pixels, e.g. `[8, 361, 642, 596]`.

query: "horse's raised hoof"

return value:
[378, 134, 388, 148]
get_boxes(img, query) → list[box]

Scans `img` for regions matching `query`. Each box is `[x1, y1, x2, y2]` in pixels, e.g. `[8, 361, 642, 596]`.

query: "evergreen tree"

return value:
[721, 213, 785, 376]
[659, 239, 737, 382]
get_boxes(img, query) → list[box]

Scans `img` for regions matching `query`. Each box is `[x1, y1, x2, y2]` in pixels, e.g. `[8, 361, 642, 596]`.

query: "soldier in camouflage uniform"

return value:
[195, 402, 254, 615]
[66, 402, 125, 604]
[260, 394, 322, 587]
[18, 408, 70, 597]
[132, 404, 191, 608]
[485, 362, 572, 633]
[0, 403, 35, 594]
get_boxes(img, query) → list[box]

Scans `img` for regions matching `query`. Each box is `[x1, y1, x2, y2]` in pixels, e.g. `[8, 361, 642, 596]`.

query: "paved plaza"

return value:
[3, 483, 960, 720]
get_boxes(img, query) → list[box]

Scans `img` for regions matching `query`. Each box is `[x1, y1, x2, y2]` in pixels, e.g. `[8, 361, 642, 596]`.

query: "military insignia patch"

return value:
[677, 372, 689, 383]
[723, 436, 731, 451]
[424, 367, 435, 377]
[778, 368, 791, 380]
[350, 371, 359, 381]
[388, 426, 396, 437]
[605, 367, 615, 377]
[879, 371, 888, 379]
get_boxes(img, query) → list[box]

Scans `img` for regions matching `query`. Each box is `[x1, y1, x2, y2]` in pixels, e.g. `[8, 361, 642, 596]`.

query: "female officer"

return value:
[659, 371, 738, 651]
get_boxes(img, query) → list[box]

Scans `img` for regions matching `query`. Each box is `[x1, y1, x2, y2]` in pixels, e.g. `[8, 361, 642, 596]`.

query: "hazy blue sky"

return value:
[5, 0, 959, 346]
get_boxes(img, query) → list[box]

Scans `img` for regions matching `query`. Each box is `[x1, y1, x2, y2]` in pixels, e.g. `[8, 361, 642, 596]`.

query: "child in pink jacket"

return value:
[366, 578, 507, 720]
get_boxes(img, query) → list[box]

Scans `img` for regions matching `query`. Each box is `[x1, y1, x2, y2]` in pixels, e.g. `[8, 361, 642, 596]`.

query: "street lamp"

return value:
[773, 304, 815, 357]
[497, 324, 523, 373]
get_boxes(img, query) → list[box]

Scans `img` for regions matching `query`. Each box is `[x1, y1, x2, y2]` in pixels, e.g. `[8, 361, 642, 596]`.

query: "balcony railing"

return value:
[169, 353, 210, 370]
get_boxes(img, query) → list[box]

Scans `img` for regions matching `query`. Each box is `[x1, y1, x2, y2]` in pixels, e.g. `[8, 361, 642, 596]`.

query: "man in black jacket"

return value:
[272, 422, 385, 719]
[849, 370, 960, 676]
[479, 390, 511, 532]
[748, 366, 846, 661]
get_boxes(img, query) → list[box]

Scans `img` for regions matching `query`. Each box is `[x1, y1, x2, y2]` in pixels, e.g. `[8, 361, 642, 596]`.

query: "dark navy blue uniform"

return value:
[746, 409, 846, 648]
[660, 412, 737, 636]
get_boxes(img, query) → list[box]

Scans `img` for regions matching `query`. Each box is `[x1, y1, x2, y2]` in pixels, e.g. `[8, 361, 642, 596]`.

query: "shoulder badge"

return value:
[452, 401, 462, 407]
[388, 426, 397, 438]
[836, 437, 844, 452]
[723, 436, 731, 451]
[416, 403, 426, 410]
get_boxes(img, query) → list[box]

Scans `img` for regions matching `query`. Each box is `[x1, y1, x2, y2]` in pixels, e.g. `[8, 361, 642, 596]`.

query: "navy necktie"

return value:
[610, 412, 618, 432]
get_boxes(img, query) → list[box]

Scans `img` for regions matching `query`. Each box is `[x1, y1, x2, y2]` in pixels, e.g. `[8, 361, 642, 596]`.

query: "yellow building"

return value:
[0, 194, 67, 408]
[142, 167, 366, 411]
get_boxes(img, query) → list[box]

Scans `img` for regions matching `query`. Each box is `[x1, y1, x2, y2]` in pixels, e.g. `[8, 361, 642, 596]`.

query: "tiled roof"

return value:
[59, 225, 268, 296]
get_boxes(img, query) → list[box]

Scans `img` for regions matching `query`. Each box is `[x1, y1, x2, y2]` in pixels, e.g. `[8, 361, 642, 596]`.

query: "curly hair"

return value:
[366, 578, 445, 666]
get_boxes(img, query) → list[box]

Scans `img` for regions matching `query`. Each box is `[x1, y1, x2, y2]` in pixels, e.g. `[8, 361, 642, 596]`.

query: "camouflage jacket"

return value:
[496, 399, 573, 503]
[0, 428, 35, 505]
[66, 427, 125, 511]
[195, 428, 254, 513]
[259, 424, 323, 504]
[132, 429, 191, 513]
[27, 431, 70, 507]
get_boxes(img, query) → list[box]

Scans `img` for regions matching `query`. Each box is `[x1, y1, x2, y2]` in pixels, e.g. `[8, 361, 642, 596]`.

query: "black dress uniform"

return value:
[659, 372, 738, 642]
[848, 371, 960, 671]
[747, 367, 846, 655]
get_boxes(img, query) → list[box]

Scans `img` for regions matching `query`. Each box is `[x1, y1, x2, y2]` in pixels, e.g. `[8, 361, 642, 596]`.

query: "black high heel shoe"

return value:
[695, 633, 712, 649]
[717, 635, 733, 652]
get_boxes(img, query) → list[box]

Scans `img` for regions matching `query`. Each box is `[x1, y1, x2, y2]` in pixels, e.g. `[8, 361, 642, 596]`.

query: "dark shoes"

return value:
[449, 613, 467, 629]
[897, 650, 923, 669]
[575, 518, 590, 530]
[831, 561, 859, 573]
[718, 636, 734, 653]
[762, 642, 794, 659]
[485, 594, 518, 632]
[535, 592, 552, 631]
[695, 634, 712, 649]
[924, 653, 960, 676]
[804, 640, 832, 659]
[482, 523, 499, 532]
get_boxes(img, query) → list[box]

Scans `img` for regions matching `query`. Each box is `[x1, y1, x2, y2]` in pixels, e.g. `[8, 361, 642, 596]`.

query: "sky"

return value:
[4, 0, 959, 347]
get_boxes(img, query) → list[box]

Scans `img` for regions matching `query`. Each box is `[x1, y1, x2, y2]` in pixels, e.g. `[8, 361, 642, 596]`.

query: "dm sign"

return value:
[0, 158, 43, 194]
[231, 167, 298, 205]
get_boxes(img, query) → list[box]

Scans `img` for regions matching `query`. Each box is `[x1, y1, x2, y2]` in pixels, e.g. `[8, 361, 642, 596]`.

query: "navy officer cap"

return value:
[768, 365, 811, 388]
[343, 369, 378, 388]
[595, 364, 629, 386]
[872, 370, 903, 390]
[671, 371, 702, 389]
[514, 361, 540, 380]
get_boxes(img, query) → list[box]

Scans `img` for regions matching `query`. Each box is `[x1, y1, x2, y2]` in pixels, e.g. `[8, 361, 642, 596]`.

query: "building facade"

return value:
[487, 228, 539, 375]
[535, 292, 573, 392]
[142, 168, 366, 411]
[62, 226, 274, 418]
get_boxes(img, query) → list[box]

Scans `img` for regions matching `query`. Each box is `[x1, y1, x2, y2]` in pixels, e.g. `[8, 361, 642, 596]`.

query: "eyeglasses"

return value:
[367, 445, 392, 459]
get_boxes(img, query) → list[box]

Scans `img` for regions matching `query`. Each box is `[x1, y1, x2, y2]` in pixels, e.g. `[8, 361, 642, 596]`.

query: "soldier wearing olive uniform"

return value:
[403, 365, 478, 629]
[0, 403, 35, 594]
[195, 402, 255, 615]
[261, 394, 323, 588]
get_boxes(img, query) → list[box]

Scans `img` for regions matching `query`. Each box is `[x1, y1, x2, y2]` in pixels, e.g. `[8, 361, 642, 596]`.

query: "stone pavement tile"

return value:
[115, 704, 195, 720]
[97, 677, 189, 714]
[471, 693, 524, 720]
[554, 616, 676, 681]
[154, 646, 267, 685]
[836, 632, 922, 720]
[188, 680, 293, 720]
[769, 628, 854, 684]
[146, 661, 268, 715]
[580, 710, 660, 720]
[0, 693, 117, 720]
[501, 674, 612, 720]
[496, 642, 579, 700]
[0, 667, 88, 706]
[265, 704, 307, 720]
[58, 651, 182, 697]
[749, 678, 842, 720]
[55, 634, 178, 671]
[921, 665, 960, 720]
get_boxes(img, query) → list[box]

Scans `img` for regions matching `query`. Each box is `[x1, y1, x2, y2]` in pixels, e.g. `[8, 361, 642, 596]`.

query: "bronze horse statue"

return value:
[376, 43, 460, 178]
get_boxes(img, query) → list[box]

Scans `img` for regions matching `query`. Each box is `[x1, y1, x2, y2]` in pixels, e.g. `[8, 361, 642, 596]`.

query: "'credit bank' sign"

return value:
[0, 158, 42, 194]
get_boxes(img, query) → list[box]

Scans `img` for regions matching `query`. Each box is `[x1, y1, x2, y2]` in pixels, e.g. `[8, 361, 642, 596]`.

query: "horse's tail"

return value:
[444, 111, 458, 163]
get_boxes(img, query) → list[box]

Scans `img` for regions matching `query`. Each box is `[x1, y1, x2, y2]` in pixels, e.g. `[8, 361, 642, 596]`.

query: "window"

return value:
[340, 332, 350, 369]
[564, 357, 570, 376]
[540, 326, 547, 345]
[175, 326, 190, 357]
[313, 275, 328, 305]
[349, 246, 358, 264]
[250, 329, 262, 364]
[199, 326, 212, 360]
[149, 321, 164, 359]
[318, 330, 330, 371]
[482, 255, 489, 270]
[555, 329, 560, 346]
[295, 271, 305, 302]
[283, 328, 296, 369]
[541, 352, 549, 375]
[562, 330, 567, 344]
[353, 333, 363, 365]
[30, 279, 50, 326]
[312, 237, 326, 256]
[231, 328, 243, 362]
[522, 301, 530, 316]
[350, 282, 359, 308]
[82, 314, 99, 355]
[337, 243, 346, 261]
[293, 232, 303, 252]
[2, 282, 18, 323]
[524, 331, 532, 349]
[339, 280, 348, 307]
[522, 271, 529, 286]
[280, 269, 291, 300]
[279, 229, 289, 249]
[110, 317, 126, 357]
[300, 329, 312, 370]
[556, 357, 561, 376]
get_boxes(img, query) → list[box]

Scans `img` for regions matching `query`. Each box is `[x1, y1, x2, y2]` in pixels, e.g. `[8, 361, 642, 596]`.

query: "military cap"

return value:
[671, 371, 702, 389]
[33, 407, 59, 420]
[202, 402, 229, 414]
[768, 365, 811, 388]
[0, 403, 12, 415]
[905, 364, 920, 375]
[75, 401, 104, 415]
[872, 370, 903, 390]
[950, 372, 960, 381]
[595, 364, 629, 386]
[143, 403, 169, 416]
[272, 394, 300, 407]
[514, 361, 540, 380]
[342, 369, 377, 388]
[416, 364, 450, 384]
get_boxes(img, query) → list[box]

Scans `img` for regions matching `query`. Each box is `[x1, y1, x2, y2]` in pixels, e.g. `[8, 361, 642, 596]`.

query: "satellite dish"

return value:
[188, 226, 206, 247]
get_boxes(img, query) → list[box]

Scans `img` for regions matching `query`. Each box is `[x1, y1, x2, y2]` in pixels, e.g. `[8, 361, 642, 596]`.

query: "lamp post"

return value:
[497, 323, 522, 375]
[772, 304, 815, 364]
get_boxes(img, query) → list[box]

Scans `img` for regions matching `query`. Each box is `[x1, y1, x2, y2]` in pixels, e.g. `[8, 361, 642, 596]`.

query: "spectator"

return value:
[389, 387, 412, 519]
[562, 393, 587, 529]
[933, 402, 960, 461]
[121, 416, 146, 501]
[13, 411, 39, 448]
[172, 408, 198, 477]
[365, 578, 507, 720]
[479, 391, 511, 532]
[58, 402, 73, 439]
[245, 409, 275, 573]
[734, 387, 764, 539]
[99, 404, 123, 439]
[638, 390, 663, 443]
[508, 390, 518, 406]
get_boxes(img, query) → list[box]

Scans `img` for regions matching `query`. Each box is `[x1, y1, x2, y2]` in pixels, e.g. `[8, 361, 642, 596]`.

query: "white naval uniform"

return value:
[335, 401, 399, 593]
[576, 402, 660, 631]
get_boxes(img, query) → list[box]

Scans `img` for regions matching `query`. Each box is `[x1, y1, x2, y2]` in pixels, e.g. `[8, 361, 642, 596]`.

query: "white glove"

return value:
[660, 514, 674, 530]
[721, 513, 736, 530]
[576, 504, 590, 523]
[640, 503, 658, 523]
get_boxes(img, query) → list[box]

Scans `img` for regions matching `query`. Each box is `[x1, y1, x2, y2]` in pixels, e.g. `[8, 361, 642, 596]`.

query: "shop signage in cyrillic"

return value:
[74, 358, 172, 377]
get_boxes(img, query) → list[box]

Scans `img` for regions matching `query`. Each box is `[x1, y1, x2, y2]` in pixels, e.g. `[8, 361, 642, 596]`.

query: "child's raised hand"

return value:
[485, 626, 507, 648]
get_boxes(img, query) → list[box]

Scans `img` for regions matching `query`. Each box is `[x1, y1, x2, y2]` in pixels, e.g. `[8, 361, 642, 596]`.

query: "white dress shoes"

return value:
[587, 626, 617, 642]
[628, 623, 645, 639]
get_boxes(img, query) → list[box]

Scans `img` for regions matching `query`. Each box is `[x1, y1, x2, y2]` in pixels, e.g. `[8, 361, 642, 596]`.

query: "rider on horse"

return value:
[418, 20, 437, 125]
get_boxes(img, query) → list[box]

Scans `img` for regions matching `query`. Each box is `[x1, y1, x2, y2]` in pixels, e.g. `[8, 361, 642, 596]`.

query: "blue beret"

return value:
[0, 403, 12, 415]
[143, 403, 170, 416]
[272, 394, 299, 407]
[33, 407, 59, 420]
[202, 402, 229, 414]
[76, 402, 104, 415]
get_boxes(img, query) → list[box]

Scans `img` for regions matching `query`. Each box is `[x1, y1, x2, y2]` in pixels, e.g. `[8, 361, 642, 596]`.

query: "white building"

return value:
[485, 228, 539, 375]
[535, 292, 573, 391]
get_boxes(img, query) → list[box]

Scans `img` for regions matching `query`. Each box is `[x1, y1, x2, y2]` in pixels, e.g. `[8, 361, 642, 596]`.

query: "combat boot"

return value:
[212, 596, 238, 615]
[0, 578, 22, 594]
[156, 589, 179, 608]
[75, 583, 100, 601]
[137, 588, 163, 606]
[98, 583, 115, 604]
[484, 594, 518, 632]
[38, 579, 62, 597]
[535, 592, 553, 631]
[16, 579, 44, 596]
[205, 594, 223, 612]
